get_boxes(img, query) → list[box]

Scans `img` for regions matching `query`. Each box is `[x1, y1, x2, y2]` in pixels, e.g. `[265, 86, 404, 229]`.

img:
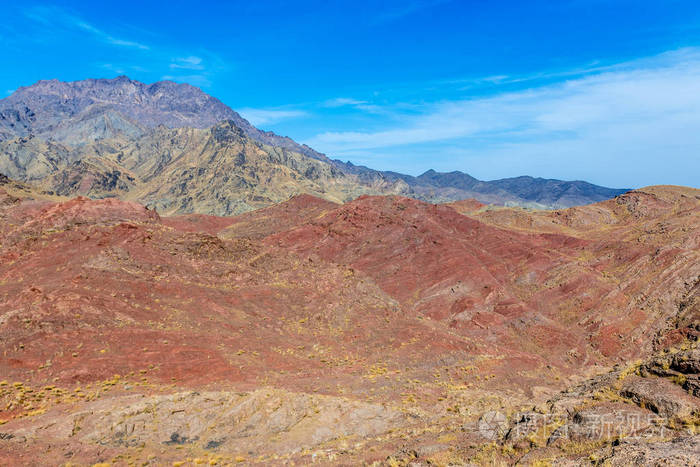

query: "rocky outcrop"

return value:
[621, 376, 699, 418]
[597, 436, 700, 466]
[2, 389, 406, 462]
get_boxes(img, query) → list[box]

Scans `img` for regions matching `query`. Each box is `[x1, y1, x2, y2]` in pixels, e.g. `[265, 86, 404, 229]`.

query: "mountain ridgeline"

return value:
[0, 76, 629, 214]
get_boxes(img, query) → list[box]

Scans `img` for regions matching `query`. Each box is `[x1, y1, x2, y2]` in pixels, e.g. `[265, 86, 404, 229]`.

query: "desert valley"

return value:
[0, 77, 697, 465]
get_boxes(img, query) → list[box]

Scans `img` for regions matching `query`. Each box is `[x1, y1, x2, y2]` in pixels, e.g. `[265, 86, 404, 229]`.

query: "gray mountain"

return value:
[333, 162, 629, 209]
[0, 76, 327, 160]
[399, 169, 629, 208]
[0, 77, 629, 210]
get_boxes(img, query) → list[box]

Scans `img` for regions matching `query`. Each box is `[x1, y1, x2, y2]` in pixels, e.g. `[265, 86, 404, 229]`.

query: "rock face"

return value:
[642, 349, 700, 396]
[0, 76, 629, 211]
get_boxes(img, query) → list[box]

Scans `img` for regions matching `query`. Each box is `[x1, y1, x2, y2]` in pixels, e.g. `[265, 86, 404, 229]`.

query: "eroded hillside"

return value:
[0, 184, 697, 465]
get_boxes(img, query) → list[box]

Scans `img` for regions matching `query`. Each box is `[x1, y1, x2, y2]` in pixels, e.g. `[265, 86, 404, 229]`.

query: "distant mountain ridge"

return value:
[336, 163, 629, 208]
[0, 77, 629, 212]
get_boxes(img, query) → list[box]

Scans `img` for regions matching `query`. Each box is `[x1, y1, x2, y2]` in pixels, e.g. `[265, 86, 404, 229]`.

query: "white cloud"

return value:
[170, 56, 204, 70]
[161, 53, 228, 89]
[304, 48, 700, 187]
[323, 97, 368, 108]
[321, 97, 385, 114]
[238, 108, 309, 126]
[25, 7, 149, 50]
[74, 20, 149, 50]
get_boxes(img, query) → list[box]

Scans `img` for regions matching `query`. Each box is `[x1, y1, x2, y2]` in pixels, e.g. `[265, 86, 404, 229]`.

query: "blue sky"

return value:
[2, 1, 700, 188]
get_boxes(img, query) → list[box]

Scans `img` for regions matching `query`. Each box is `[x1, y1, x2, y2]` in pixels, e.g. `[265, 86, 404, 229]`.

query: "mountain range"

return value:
[0, 76, 629, 214]
[0, 76, 698, 465]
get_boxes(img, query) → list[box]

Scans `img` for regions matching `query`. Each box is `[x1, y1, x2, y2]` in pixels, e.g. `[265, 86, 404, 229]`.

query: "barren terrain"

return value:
[0, 180, 697, 465]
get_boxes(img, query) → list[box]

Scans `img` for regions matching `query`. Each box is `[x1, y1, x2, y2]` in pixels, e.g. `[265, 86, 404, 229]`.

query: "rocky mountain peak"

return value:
[1, 76, 237, 135]
[0, 77, 328, 160]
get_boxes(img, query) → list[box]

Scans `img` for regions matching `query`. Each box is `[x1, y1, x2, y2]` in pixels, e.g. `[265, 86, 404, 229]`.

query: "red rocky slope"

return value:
[0, 186, 697, 465]
[268, 193, 698, 366]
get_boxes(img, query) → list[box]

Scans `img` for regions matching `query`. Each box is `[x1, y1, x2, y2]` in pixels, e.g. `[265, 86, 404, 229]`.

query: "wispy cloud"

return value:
[25, 6, 149, 50]
[323, 97, 369, 108]
[170, 56, 204, 70]
[23, 5, 228, 89]
[446, 61, 641, 92]
[306, 48, 700, 187]
[160, 52, 228, 89]
[238, 108, 309, 126]
[73, 19, 149, 50]
[321, 97, 385, 114]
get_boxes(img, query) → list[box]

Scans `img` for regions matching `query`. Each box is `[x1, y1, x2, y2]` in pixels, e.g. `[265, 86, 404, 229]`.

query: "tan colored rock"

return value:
[3, 388, 406, 457]
[597, 436, 700, 466]
[621, 376, 699, 418]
